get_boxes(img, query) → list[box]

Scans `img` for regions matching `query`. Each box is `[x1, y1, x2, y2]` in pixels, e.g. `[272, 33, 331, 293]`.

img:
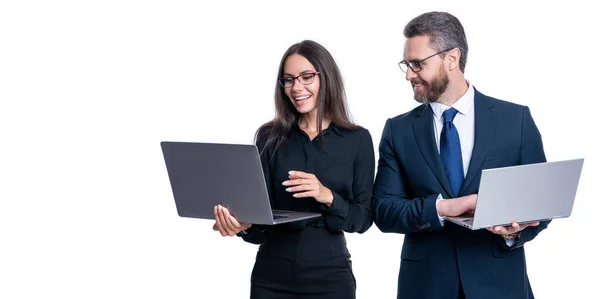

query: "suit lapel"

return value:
[413, 105, 455, 197]
[460, 89, 496, 194]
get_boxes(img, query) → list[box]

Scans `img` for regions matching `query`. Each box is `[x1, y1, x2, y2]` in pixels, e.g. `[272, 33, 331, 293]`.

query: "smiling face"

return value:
[403, 35, 450, 104]
[282, 54, 320, 115]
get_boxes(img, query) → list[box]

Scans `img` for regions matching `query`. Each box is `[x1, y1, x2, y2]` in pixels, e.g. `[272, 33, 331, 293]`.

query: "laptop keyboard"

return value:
[273, 214, 289, 220]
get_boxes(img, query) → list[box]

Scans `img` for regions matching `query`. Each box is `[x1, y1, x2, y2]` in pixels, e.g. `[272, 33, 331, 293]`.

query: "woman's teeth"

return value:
[295, 95, 310, 101]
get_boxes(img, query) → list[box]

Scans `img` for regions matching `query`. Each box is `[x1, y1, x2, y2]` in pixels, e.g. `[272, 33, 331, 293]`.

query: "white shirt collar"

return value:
[430, 82, 475, 120]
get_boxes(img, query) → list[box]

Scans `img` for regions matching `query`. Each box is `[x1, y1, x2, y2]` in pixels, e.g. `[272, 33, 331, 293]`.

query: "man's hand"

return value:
[487, 221, 539, 236]
[436, 194, 477, 217]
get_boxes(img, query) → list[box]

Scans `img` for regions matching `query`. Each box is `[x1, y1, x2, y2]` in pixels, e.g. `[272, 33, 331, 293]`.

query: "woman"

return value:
[213, 40, 375, 299]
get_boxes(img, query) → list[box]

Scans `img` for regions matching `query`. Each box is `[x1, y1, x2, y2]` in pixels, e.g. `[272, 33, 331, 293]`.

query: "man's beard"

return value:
[412, 68, 449, 104]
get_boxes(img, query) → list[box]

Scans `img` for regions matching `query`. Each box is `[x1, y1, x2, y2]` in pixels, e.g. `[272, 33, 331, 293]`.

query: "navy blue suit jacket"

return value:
[372, 89, 548, 299]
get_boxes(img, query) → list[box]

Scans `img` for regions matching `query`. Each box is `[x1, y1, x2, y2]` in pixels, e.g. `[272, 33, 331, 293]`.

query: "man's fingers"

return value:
[491, 225, 513, 234]
[489, 220, 538, 235]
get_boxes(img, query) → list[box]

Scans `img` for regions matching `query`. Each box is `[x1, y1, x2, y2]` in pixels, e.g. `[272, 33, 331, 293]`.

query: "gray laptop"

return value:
[446, 158, 584, 230]
[160, 141, 322, 225]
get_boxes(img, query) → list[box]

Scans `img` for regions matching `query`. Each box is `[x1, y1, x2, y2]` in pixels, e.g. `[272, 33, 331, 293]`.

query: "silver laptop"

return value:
[446, 158, 584, 230]
[160, 141, 322, 225]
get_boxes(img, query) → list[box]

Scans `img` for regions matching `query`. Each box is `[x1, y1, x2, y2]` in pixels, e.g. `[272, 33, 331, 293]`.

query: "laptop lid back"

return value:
[161, 141, 275, 224]
[472, 158, 584, 228]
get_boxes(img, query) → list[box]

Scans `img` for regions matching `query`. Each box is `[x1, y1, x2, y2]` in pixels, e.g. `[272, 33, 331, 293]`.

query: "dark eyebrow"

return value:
[283, 70, 317, 76]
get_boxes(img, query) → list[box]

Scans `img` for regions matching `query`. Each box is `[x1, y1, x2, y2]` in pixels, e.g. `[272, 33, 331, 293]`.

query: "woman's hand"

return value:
[282, 170, 334, 207]
[212, 205, 252, 236]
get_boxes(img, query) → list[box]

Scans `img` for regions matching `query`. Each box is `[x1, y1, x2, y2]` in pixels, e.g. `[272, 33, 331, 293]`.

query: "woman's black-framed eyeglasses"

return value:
[278, 72, 320, 88]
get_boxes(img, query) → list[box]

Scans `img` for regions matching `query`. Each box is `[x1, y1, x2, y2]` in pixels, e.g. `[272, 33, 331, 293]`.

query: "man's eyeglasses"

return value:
[398, 48, 453, 73]
[278, 72, 320, 88]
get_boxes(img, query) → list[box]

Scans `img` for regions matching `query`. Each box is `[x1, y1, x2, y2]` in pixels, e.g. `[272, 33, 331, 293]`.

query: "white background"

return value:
[1, 1, 598, 298]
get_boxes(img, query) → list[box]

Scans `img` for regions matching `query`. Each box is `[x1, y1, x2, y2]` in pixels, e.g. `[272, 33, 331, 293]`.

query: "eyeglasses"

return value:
[278, 72, 320, 88]
[398, 48, 453, 73]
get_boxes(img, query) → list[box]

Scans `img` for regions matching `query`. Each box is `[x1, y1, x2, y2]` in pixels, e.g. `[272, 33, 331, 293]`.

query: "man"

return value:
[372, 11, 548, 299]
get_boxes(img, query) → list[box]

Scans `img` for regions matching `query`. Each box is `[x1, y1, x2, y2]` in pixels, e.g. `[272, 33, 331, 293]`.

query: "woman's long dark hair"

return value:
[256, 40, 356, 158]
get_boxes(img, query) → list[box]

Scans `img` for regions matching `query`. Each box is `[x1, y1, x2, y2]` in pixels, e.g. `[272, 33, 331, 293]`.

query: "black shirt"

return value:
[241, 122, 375, 261]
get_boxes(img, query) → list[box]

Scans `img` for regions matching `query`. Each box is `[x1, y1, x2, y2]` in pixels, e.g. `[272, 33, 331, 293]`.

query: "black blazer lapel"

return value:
[460, 89, 497, 194]
[413, 104, 455, 197]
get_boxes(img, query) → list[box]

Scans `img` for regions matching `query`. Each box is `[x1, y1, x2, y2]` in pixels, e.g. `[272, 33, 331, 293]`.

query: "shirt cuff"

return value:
[320, 191, 348, 217]
[504, 237, 516, 247]
[435, 194, 445, 225]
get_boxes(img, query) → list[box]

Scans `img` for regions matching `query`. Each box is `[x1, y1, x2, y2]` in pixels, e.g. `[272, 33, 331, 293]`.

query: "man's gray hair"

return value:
[404, 11, 469, 72]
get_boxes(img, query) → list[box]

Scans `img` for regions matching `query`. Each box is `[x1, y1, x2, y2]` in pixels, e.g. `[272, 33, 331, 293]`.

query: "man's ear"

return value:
[447, 48, 461, 71]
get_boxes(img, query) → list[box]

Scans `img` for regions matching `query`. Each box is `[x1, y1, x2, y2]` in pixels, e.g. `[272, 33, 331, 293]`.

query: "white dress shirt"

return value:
[430, 83, 515, 245]
[430, 83, 475, 175]
[431, 82, 474, 224]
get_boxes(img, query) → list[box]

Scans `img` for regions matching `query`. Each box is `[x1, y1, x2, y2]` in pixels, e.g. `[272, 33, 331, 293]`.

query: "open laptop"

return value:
[446, 158, 584, 230]
[160, 141, 322, 225]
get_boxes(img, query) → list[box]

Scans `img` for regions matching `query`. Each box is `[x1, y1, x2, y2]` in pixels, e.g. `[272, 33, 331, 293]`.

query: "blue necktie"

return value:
[440, 107, 464, 196]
